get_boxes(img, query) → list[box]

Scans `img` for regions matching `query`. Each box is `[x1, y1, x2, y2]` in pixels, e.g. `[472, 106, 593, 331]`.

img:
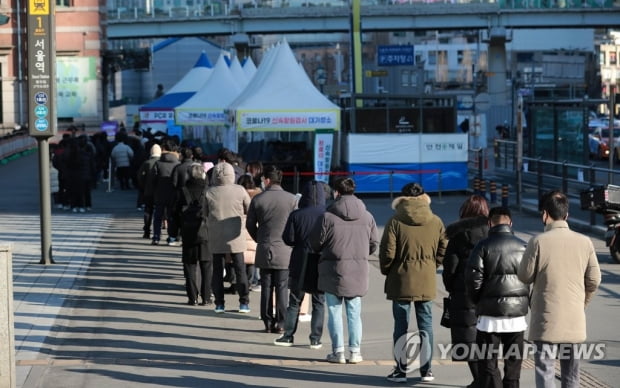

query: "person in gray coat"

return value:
[246, 165, 298, 333]
[310, 177, 378, 365]
[206, 162, 252, 314]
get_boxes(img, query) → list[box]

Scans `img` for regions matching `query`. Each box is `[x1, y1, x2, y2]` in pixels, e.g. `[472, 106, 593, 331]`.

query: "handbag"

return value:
[440, 297, 451, 328]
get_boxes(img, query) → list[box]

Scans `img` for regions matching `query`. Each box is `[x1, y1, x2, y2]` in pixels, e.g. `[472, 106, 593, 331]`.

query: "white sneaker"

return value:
[326, 352, 345, 364]
[421, 371, 435, 382]
[72, 208, 78, 213]
[79, 208, 86, 213]
[348, 352, 363, 364]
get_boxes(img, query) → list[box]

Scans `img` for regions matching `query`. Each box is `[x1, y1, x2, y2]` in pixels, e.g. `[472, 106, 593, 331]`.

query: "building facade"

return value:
[0, 0, 105, 135]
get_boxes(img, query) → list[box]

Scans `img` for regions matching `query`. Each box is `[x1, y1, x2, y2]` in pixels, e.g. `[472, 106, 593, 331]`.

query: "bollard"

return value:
[502, 184, 509, 207]
[490, 180, 497, 203]
[1, 244, 16, 388]
[473, 176, 480, 195]
[480, 179, 487, 200]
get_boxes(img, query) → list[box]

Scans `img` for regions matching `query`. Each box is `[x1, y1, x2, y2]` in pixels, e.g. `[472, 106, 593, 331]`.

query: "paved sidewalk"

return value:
[1, 153, 616, 387]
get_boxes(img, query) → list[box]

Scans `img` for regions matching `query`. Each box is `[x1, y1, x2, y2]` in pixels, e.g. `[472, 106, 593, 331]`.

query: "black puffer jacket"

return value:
[153, 152, 180, 205]
[466, 224, 529, 317]
[442, 216, 488, 345]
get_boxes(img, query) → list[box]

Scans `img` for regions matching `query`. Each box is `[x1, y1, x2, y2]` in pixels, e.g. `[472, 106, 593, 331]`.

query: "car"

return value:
[589, 123, 620, 160]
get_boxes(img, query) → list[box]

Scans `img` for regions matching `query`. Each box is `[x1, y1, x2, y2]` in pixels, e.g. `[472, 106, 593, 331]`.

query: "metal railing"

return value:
[107, 0, 619, 21]
[469, 140, 620, 224]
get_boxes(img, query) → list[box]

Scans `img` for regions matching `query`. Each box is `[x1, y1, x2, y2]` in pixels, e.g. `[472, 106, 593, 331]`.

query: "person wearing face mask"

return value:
[518, 190, 601, 388]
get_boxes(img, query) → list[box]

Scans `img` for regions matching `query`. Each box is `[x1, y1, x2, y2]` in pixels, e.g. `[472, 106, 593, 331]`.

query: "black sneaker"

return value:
[386, 368, 407, 383]
[309, 340, 322, 350]
[273, 335, 294, 347]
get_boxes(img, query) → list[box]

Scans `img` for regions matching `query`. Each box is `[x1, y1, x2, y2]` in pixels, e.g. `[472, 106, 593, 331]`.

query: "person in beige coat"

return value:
[518, 190, 601, 388]
[205, 162, 251, 314]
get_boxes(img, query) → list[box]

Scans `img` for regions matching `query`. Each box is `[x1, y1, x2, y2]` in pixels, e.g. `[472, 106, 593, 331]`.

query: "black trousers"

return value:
[142, 196, 154, 234]
[183, 260, 213, 304]
[259, 268, 289, 331]
[212, 253, 249, 306]
[476, 330, 524, 388]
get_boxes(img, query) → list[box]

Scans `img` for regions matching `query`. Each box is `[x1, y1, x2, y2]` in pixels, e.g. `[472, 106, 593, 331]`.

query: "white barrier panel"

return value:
[0, 136, 37, 160]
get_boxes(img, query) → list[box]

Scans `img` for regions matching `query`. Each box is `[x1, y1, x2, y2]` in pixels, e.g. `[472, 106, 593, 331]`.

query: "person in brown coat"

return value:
[518, 190, 601, 388]
[379, 182, 447, 384]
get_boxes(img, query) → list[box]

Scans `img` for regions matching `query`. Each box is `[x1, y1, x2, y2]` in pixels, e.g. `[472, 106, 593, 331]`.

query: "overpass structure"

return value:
[107, 3, 620, 40]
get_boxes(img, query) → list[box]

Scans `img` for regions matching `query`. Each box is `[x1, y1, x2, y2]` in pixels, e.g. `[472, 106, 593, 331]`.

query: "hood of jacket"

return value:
[328, 194, 366, 221]
[446, 215, 489, 239]
[212, 162, 235, 186]
[390, 194, 434, 226]
[298, 180, 327, 209]
[159, 152, 179, 163]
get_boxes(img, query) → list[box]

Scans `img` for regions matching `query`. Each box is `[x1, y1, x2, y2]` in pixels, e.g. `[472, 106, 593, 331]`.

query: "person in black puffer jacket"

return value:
[465, 206, 529, 388]
[442, 194, 489, 388]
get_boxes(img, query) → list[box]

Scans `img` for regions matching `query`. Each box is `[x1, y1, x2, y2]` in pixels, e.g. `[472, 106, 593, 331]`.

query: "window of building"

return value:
[56, 0, 72, 7]
[428, 52, 436, 66]
[610, 51, 617, 66]
[401, 70, 410, 87]
[600, 51, 606, 66]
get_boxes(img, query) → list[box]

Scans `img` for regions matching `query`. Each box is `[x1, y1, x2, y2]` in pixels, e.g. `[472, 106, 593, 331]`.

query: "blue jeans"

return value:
[325, 292, 362, 354]
[392, 300, 434, 376]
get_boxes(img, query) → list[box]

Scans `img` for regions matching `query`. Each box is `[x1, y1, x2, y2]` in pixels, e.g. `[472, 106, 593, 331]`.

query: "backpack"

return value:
[181, 186, 208, 245]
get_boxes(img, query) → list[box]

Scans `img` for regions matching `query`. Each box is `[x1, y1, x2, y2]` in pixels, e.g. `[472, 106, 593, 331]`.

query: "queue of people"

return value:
[68, 132, 602, 388]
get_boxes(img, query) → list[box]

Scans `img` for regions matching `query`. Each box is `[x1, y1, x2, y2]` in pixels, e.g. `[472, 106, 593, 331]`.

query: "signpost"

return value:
[27, 0, 56, 264]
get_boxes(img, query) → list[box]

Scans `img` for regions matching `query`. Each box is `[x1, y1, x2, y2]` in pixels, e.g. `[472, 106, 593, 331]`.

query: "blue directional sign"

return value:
[378, 45, 414, 66]
[34, 105, 48, 118]
[35, 119, 49, 132]
[34, 92, 48, 105]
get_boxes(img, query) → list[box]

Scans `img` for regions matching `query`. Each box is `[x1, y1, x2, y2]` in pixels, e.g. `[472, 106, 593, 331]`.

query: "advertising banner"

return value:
[176, 110, 227, 126]
[139, 109, 175, 123]
[237, 111, 339, 132]
[56, 57, 97, 118]
[314, 129, 334, 183]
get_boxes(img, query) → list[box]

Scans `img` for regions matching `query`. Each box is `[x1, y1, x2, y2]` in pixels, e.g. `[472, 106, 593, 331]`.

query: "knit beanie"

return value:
[150, 144, 162, 157]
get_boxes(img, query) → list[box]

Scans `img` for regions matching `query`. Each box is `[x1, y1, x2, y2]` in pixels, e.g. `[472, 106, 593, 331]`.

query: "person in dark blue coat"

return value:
[274, 180, 328, 349]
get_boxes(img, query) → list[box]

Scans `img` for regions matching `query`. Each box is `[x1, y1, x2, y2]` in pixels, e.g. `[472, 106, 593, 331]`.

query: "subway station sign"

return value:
[28, 0, 56, 137]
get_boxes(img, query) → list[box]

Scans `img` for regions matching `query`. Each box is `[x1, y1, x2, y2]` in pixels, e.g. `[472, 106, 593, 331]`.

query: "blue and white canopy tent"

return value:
[139, 52, 213, 132]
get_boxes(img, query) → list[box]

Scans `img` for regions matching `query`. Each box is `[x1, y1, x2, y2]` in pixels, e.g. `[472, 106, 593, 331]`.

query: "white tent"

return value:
[229, 56, 250, 89]
[227, 40, 340, 133]
[175, 54, 244, 127]
[241, 57, 257, 83]
[138, 52, 213, 130]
